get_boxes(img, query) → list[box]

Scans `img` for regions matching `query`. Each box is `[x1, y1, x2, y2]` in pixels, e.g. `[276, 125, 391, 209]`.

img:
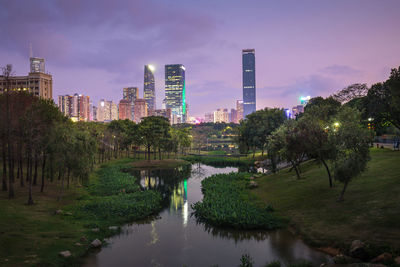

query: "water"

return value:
[85, 164, 330, 267]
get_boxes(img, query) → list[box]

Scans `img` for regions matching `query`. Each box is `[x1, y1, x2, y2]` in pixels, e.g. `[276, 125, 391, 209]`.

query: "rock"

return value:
[59, 251, 71, 258]
[64, 212, 73, 216]
[75, 242, 83, 246]
[91, 228, 100, 232]
[80, 236, 88, 242]
[108, 226, 118, 231]
[333, 253, 357, 264]
[54, 210, 63, 215]
[349, 240, 368, 260]
[248, 181, 258, 189]
[371, 252, 392, 263]
[91, 239, 102, 248]
[395, 256, 400, 264]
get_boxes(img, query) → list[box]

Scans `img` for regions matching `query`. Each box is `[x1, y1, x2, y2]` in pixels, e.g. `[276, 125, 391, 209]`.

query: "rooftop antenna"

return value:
[29, 43, 33, 58]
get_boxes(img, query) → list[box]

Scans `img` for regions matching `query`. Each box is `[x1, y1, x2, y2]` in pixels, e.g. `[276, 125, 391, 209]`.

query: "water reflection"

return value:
[85, 164, 330, 267]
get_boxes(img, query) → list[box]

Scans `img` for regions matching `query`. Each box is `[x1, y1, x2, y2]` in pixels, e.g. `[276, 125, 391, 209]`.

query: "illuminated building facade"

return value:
[118, 99, 132, 120]
[204, 113, 214, 123]
[292, 105, 304, 117]
[58, 94, 90, 121]
[152, 108, 172, 123]
[0, 58, 52, 99]
[123, 87, 139, 118]
[165, 64, 186, 124]
[230, 108, 238, 123]
[144, 65, 155, 112]
[214, 108, 229, 123]
[97, 99, 117, 122]
[134, 98, 148, 123]
[242, 49, 256, 117]
[236, 100, 244, 121]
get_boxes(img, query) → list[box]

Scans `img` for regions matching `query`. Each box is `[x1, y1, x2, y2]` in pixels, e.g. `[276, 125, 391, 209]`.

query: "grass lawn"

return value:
[252, 148, 400, 251]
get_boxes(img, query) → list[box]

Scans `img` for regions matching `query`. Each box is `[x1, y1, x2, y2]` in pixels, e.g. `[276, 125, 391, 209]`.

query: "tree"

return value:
[332, 83, 368, 103]
[333, 107, 371, 201]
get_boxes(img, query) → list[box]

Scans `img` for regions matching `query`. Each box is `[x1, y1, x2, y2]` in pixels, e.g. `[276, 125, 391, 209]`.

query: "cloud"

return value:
[321, 65, 362, 76]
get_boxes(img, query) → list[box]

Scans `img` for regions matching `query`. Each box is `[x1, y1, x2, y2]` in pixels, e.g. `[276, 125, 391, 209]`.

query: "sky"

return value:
[1, 0, 400, 117]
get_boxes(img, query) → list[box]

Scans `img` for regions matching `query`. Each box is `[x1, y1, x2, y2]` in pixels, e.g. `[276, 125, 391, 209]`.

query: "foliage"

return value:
[236, 108, 286, 156]
[332, 83, 369, 103]
[239, 253, 254, 267]
[183, 155, 254, 167]
[192, 172, 283, 229]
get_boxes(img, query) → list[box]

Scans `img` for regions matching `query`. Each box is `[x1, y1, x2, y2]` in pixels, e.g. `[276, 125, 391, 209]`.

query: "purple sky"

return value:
[1, 0, 400, 117]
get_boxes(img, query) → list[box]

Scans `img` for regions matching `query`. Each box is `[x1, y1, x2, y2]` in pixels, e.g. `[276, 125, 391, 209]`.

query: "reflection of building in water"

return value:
[141, 170, 164, 189]
[170, 180, 188, 226]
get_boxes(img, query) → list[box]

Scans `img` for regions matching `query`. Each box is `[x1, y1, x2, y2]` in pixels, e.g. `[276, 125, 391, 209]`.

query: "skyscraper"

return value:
[134, 99, 148, 123]
[236, 100, 244, 121]
[144, 65, 156, 112]
[123, 87, 139, 118]
[165, 64, 186, 124]
[118, 99, 132, 120]
[242, 49, 256, 117]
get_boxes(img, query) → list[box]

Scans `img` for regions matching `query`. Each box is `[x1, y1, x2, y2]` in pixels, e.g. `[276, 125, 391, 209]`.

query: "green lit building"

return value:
[144, 65, 155, 112]
[165, 64, 186, 123]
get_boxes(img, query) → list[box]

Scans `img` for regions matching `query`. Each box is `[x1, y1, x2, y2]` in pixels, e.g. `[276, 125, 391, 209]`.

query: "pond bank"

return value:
[131, 158, 190, 169]
[251, 148, 400, 262]
[0, 157, 189, 266]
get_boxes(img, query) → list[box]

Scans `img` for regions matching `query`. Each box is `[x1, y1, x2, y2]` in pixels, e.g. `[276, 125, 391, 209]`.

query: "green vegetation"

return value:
[252, 149, 400, 250]
[192, 172, 283, 229]
[0, 158, 163, 266]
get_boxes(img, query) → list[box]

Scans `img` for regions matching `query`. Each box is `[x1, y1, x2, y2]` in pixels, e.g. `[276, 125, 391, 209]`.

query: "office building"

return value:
[97, 99, 117, 122]
[92, 106, 98, 121]
[144, 65, 156, 112]
[165, 64, 186, 124]
[292, 105, 304, 117]
[242, 49, 256, 117]
[214, 108, 229, 123]
[118, 99, 132, 120]
[236, 100, 244, 121]
[134, 98, 148, 123]
[153, 108, 172, 123]
[0, 57, 52, 99]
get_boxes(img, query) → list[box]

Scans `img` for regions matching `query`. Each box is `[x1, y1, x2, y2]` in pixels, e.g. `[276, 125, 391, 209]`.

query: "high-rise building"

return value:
[58, 93, 90, 121]
[92, 106, 97, 121]
[236, 100, 244, 121]
[165, 64, 186, 124]
[118, 99, 132, 120]
[153, 108, 172, 123]
[242, 49, 256, 117]
[134, 98, 148, 123]
[123, 87, 139, 118]
[30, 57, 45, 73]
[97, 99, 117, 122]
[230, 108, 238, 123]
[204, 113, 214, 123]
[0, 58, 52, 99]
[292, 105, 304, 117]
[144, 65, 156, 112]
[214, 108, 229, 123]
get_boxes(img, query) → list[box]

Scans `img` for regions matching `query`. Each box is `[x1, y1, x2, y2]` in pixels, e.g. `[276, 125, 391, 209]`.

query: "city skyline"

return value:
[1, 0, 400, 117]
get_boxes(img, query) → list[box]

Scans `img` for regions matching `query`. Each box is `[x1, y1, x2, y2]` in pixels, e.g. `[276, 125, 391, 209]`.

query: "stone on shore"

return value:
[91, 239, 102, 248]
[59, 251, 71, 258]
[371, 252, 392, 263]
[349, 240, 368, 260]
[54, 210, 63, 215]
[108, 226, 118, 231]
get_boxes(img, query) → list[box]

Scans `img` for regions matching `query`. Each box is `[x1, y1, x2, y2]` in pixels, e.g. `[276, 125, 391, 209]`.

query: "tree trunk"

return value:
[291, 161, 301, 179]
[33, 153, 38, 186]
[147, 146, 151, 162]
[8, 141, 14, 199]
[27, 151, 34, 205]
[159, 147, 161, 160]
[2, 140, 7, 191]
[49, 153, 54, 182]
[67, 168, 70, 189]
[40, 153, 46, 192]
[321, 158, 332, 188]
[337, 181, 349, 202]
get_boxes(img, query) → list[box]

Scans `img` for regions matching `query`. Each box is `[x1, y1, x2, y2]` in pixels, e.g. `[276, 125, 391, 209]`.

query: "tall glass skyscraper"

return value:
[123, 87, 139, 119]
[144, 65, 155, 111]
[242, 49, 256, 117]
[165, 64, 186, 123]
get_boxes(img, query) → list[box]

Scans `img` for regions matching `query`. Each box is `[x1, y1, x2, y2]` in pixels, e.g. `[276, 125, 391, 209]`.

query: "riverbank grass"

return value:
[192, 172, 284, 229]
[0, 157, 165, 266]
[252, 148, 400, 250]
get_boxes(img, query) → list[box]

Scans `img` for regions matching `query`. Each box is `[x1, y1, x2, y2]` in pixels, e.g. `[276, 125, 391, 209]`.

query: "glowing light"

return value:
[334, 122, 340, 127]
[181, 65, 186, 70]
[300, 96, 311, 101]
[368, 117, 374, 121]
[148, 65, 155, 72]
